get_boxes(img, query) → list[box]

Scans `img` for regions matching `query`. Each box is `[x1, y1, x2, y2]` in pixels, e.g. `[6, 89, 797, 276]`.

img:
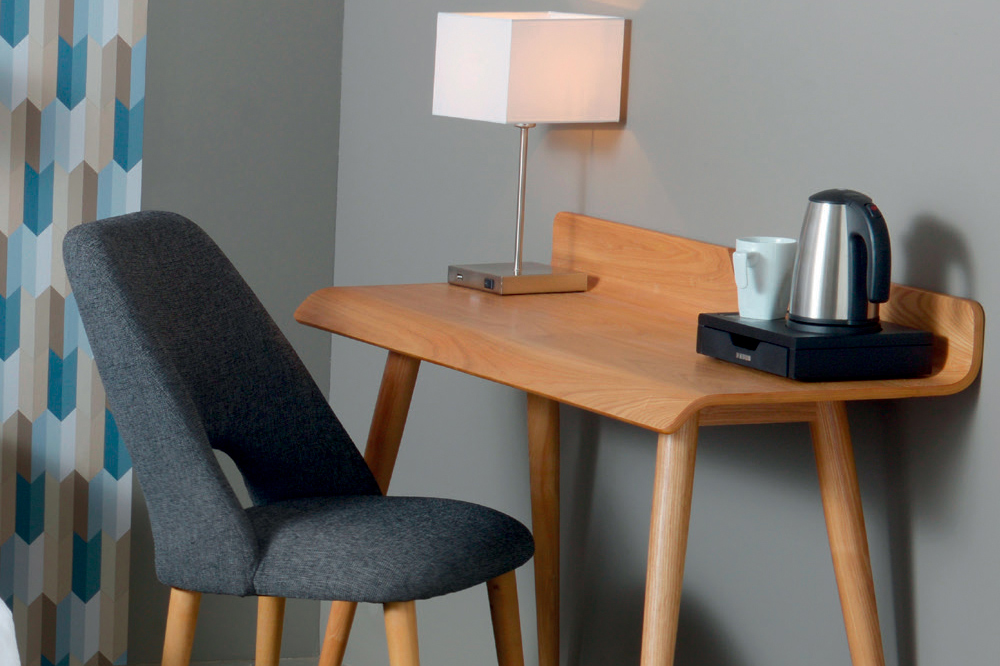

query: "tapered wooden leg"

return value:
[162, 588, 201, 666]
[811, 401, 885, 666]
[639, 417, 699, 666]
[255, 596, 285, 666]
[318, 602, 358, 666]
[364, 351, 421, 493]
[384, 601, 420, 666]
[487, 571, 526, 666]
[320, 351, 421, 665]
[526, 393, 560, 666]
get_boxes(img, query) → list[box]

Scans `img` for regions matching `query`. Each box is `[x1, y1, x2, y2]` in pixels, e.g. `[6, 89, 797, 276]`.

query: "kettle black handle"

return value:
[850, 199, 892, 303]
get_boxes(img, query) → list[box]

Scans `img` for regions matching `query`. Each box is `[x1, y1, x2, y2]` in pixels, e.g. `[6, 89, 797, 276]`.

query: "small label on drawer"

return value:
[696, 325, 790, 376]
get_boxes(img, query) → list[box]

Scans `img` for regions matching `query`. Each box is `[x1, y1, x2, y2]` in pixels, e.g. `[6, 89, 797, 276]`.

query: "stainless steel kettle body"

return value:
[787, 189, 891, 329]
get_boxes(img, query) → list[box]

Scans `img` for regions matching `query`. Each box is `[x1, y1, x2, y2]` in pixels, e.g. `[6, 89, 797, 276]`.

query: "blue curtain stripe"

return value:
[56, 38, 88, 110]
[113, 99, 143, 171]
[55, 596, 71, 664]
[71, 533, 101, 603]
[104, 412, 130, 481]
[0, 543, 12, 602]
[47, 350, 78, 421]
[24, 164, 55, 235]
[15, 475, 45, 543]
[72, 0, 91, 45]
[130, 38, 147, 107]
[0, 0, 28, 47]
[0, 290, 19, 360]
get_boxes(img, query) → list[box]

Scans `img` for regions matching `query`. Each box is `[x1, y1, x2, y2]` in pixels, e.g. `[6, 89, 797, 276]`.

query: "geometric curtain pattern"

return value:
[0, 1, 145, 664]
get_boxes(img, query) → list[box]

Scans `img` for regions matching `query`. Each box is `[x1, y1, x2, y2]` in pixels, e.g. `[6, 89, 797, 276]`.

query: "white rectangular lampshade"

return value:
[432, 12, 626, 125]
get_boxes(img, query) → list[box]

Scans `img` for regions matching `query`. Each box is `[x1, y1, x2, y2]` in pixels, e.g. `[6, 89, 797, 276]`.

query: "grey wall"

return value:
[134, 0, 344, 662]
[332, 1, 999, 665]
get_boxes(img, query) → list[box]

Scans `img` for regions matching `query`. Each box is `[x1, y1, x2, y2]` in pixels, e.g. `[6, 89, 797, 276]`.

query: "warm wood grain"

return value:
[296, 213, 983, 434]
[255, 596, 285, 666]
[364, 352, 421, 493]
[318, 601, 357, 666]
[552, 212, 736, 316]
[811, 402, 885, 666]
[384, 601, 421, 666]
[697, 402, 818, 426]
[487, 572, 527, 666]
[639, 417, 699, 666]
[880, 282, 984, 395]
[295, 278, 982, 435]
[527, 393, 560, 666]
[162, 588, 201, 666]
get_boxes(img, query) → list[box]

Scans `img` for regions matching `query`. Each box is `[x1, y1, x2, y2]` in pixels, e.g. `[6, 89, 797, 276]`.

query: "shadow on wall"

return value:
[562, 409, 602, 665]
[542, 126, 631, 217]
[902, 215, 976, 299]
[560, 409, 647, 665]
[673, 594, 750, 666]
[558, 410, 756, 666]
[883, 214, 980, 665]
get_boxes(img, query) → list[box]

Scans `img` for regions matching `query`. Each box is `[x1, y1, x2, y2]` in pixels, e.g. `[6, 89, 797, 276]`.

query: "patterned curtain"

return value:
[0, 0, 145, 663]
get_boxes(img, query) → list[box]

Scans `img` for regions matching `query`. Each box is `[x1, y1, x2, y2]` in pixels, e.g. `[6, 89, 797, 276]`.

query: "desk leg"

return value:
[319, 351, 421, 666]
[640, 416, 699, 666]
[527, 393, 560, 666]
[362, 352, 422, 493]
[811, 401, 885, 666]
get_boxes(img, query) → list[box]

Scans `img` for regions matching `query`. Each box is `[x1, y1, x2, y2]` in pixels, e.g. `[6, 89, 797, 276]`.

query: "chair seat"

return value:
[247, 495, 534, 603]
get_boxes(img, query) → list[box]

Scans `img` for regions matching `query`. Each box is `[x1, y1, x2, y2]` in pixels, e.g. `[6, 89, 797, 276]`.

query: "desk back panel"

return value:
[552, 212, 738, 316]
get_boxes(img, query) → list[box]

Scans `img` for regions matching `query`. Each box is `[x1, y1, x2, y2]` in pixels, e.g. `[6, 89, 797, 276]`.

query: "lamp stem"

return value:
[513, 123, 535, 276]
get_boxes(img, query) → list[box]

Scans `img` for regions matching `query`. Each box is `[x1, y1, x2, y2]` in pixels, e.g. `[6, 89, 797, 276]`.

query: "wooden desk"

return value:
[296, 212, 984, 666]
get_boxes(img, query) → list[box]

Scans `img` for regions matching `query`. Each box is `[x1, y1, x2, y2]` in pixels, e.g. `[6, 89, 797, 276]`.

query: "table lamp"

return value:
[432, 11, 626, 295]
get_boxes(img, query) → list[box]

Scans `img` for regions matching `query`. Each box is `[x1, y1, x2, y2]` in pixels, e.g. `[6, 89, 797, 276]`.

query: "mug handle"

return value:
[733, 251, 749, 289]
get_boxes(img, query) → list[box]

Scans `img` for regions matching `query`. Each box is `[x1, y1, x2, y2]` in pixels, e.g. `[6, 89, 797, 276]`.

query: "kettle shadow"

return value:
[901, 215, 976, 298]
[884, 214, 980, 665]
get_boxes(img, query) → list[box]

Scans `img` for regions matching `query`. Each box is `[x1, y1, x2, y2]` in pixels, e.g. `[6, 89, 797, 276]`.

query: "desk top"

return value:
[296, 213, 984, 433]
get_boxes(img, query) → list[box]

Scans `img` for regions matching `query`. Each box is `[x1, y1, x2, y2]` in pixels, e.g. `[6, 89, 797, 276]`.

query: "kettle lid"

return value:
[809, 189, 873, 206]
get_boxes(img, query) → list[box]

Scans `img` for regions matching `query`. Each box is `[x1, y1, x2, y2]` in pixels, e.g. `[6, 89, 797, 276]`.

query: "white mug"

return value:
[732, 236, 798, 320]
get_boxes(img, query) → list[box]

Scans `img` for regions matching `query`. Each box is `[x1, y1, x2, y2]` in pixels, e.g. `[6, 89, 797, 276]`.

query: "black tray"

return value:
[696, 313, 934, 381]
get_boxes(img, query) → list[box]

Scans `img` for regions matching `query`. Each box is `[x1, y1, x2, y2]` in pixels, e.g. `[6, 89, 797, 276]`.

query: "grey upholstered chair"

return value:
[63, 212, 534, 666]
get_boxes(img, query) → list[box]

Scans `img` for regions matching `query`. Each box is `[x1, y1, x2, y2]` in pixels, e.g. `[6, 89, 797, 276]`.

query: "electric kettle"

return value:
[787, 189, 891, 330]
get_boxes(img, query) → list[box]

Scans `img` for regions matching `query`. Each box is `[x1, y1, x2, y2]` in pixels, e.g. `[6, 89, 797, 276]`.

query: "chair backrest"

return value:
[64, 211, 380, 594]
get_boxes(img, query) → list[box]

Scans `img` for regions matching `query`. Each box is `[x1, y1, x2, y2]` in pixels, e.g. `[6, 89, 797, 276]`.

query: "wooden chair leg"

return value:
[384, 601, 420, 666]
[256, 596, 286, 666]
[319, 601, 358, 666]
[487, 571, 526, 666]
[162, 588, 201, 666]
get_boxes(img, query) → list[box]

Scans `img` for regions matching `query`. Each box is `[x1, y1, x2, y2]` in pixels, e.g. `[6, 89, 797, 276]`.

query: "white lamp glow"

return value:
[433, 12, 626, 295]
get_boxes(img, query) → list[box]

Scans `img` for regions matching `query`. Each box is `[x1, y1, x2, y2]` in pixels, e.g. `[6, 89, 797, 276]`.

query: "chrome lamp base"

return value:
[448, 262, 588, 295]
